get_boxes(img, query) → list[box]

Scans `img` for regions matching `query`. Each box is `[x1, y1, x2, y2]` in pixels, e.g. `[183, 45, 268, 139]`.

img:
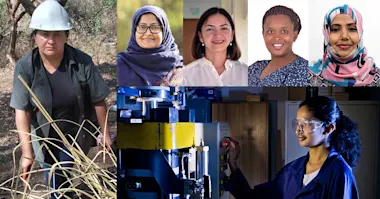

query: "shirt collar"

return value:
[199, 57, 234, 69]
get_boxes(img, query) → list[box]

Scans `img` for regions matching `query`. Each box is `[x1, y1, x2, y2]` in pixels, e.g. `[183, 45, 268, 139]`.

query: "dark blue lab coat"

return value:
[225, 148, 359, 199]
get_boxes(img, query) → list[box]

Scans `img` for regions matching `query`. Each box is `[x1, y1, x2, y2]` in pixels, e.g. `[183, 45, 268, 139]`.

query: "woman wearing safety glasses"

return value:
[222, 96, 361, 199]
[117, 5, 183, 86]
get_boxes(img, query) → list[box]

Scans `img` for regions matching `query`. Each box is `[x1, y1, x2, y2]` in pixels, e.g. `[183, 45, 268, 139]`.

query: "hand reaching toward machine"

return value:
[220, 137, 241, 171]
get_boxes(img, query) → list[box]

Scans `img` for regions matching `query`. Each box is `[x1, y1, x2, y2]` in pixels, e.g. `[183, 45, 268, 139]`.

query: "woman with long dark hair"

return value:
[224, 96, 361, 199]
[179, 7, 248, 86]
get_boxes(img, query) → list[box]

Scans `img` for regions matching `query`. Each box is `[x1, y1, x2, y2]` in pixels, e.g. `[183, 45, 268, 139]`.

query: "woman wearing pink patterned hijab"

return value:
[309, 4, 379, 87]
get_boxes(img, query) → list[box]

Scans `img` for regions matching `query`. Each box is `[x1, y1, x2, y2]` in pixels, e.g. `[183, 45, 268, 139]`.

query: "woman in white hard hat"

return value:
[10, 0, 112, 198]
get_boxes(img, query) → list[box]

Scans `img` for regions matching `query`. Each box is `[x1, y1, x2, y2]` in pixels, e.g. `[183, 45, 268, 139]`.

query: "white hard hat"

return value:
[29, 0, 72, 31]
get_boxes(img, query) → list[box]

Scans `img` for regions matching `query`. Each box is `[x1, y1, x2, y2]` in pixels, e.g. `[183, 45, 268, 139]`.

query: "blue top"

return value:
[248, 55, 308, 87]
[225, 148, 359, 199]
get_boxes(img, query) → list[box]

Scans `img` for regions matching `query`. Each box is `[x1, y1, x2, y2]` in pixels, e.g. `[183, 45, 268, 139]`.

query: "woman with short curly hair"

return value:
[249, 5, 308, 87]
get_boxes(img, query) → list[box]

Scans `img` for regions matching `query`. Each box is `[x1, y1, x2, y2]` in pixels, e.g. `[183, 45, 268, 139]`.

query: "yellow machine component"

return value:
[117, 122, 195, 150]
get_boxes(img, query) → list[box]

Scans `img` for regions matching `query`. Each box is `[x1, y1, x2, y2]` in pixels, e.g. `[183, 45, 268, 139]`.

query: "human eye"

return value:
[54, 32, 64, 36]
[221, 26, 230, 31]
[304, 121, 313, 127]
[292, 120, 301, 130]
[40, 31, 49, 37]
[206, 27, 215, 32]
[281, 30, 288, 34]
[330, 26, 340, 32]
[348, 27, 357, 32]
[152, 25, 161, 31]
[138, 25, 147, 29]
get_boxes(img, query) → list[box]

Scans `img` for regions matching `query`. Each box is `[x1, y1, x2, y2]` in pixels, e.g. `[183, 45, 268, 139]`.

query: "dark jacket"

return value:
[225, 148, 359, 199]
[10, 44, 110, 153]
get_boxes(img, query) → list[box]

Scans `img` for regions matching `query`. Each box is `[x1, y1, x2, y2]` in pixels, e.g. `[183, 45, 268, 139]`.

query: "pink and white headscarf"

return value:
[309, 4, 377, 86]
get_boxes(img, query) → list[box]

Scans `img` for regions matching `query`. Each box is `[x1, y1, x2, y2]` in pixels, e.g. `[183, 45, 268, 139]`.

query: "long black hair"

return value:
[299, 96, 362, 168]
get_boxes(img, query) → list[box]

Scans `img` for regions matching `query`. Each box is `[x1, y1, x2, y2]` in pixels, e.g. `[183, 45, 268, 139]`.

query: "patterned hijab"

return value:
[117, 5, 183, 86]
[309, 4, 377, 86]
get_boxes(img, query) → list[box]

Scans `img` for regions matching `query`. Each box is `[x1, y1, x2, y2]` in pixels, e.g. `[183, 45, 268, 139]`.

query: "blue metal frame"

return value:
[118, 149, 196, 198]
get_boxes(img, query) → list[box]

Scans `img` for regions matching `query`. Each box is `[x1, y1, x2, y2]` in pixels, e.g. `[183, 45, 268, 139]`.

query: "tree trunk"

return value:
[20, 0, 68, 16]
[57, 0, 68, 7]
[19, 0, 36, 16]
[7, 21, 17, 67]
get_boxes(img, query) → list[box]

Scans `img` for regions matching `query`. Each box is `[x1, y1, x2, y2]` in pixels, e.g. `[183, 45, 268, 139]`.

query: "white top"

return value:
[303, 169, 320, 187]
[180, 57, 248, 86]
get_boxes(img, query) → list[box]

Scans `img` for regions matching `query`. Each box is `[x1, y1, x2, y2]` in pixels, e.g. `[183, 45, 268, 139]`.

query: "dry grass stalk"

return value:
[0, 75, 116, 199]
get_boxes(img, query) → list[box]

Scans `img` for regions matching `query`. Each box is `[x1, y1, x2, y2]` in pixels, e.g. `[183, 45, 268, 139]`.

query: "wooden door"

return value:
[183, 19, 198, 65]
[212, 102, 269, 195]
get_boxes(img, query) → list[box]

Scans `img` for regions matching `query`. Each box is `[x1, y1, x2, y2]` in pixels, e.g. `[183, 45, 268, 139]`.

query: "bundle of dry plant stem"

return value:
[0, 75, 117, 199]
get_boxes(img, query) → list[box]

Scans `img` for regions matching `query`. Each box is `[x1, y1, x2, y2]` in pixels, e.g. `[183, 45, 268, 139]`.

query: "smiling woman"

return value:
[328, 14, 359, 58]
[309, 4, 380, 87]
[223, 96, 361, 199]
[179, 7, 248, 86]
[117, 5, 183, 86]
[135, 13, 163, 49]
[248, 5, 308, 87]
